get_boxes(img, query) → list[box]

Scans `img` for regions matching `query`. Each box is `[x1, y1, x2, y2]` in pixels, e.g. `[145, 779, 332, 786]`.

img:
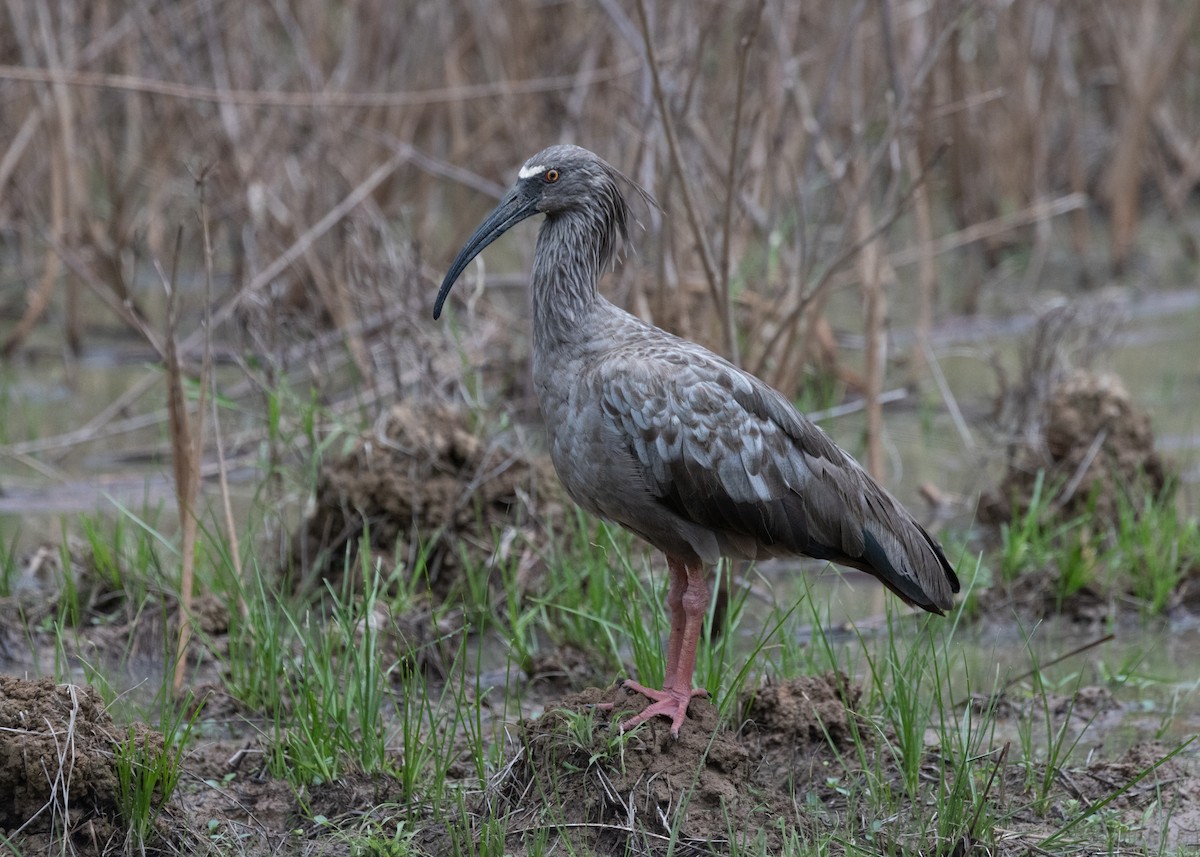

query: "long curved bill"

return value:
[433, 187, 539, 320]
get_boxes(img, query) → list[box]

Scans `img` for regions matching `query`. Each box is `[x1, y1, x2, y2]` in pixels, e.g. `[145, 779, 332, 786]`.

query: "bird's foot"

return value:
[614, 679, 708, 737]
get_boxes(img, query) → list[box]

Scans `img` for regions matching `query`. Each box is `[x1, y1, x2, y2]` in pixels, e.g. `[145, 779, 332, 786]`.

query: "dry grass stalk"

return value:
[904, 195, 1087, 267]
[160, 222, 209, 694]
[0, 58, 644, 109]
[7, 683, 81, 839]
[198, 175, 246, 618]
[33, 1, 82, 353]
[716, 0, 766, 368]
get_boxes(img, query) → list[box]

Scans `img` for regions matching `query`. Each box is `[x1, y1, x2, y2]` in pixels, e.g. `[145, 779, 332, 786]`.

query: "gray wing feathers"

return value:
[595, 348, 958, 613]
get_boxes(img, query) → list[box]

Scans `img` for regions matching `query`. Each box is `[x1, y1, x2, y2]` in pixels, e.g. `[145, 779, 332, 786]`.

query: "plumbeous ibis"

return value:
[433, 145, 959, 735]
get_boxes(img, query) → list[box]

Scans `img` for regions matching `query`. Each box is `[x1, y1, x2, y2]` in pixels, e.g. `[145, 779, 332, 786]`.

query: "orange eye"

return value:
[544, 169, 559, 183]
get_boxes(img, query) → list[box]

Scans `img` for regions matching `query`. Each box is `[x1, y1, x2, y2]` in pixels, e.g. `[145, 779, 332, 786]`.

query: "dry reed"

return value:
[1, 0, 1197, 490]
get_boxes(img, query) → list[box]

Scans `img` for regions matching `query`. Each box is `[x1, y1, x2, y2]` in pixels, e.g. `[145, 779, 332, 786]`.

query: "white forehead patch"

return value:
[518, 163, 547, 180]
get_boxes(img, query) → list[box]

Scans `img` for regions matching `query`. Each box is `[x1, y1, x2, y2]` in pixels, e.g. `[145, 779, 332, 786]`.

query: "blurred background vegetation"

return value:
[1, 0, 1198, 511]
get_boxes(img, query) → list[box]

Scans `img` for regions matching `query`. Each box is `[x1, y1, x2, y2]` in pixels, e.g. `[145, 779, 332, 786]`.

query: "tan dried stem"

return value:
[162, 223, 210, 694]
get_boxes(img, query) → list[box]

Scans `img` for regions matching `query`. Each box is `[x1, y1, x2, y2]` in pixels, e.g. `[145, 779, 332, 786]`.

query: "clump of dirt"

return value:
[487, 676, 862, 853]
[493, 685, 762, 852]
[1176, 571, 1200, 613]
[976, 369, 1182, 619]
[0, 675, 161, 835]
[740, 672, 864, 798]
[296, 772, 415, 833]
[742, 672, 861, 748]
[1053, 684, 1120, 719]
[288, 401, 565, 598]
[981, 370, 1167, 527]
[1, 539, 123, 631]
[190, 593, 231, 637]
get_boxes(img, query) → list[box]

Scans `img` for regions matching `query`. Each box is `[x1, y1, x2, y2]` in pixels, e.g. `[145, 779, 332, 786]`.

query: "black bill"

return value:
[433, 186, 539, 320]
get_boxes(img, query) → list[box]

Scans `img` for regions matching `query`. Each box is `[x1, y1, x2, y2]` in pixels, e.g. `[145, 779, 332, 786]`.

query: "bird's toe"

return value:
[614, 680, 705, 736]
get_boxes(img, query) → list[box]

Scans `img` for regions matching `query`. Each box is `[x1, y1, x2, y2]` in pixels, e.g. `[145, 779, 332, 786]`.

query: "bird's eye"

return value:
[544, 169, 560, 183]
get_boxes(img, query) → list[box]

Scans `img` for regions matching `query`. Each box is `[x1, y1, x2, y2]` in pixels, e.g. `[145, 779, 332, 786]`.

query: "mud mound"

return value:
[494, 685, 764, 852]
[972, 684, 1122, 728]
[743, 672, 861, 747]
[741, 672, 864, 796]
[982, 370, 1167, 527]
[1, 540, 119, 631]
[289, 401, 564, 597]
[488, 676, 862, 853]
[0, 675, 161, 835]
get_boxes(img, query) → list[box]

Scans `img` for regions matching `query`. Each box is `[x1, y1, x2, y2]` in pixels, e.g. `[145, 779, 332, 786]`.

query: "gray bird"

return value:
[434, 144, 959, 735]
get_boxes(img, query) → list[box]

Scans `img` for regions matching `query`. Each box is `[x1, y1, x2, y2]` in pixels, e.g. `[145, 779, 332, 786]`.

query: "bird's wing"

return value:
[594, 344, 958, 612]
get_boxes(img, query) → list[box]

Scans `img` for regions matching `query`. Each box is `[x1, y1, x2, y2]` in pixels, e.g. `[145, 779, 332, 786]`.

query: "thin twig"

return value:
[921, 339, 976, 451]
[632, 0, 732, 361]
[1054, 429, 1108, 510]
[163, 220, 208, 695]
[0, 58, 645, 107]
[806, 387, 908, 423]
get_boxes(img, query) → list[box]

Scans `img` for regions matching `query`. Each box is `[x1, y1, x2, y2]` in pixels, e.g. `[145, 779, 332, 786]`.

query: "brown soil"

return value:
[523, 643, 603, 691]
[171, 735, 294, 851]
[740, 672, 864, 797]
[0, 675, 166, 840]
[482, 673, 858, 855]
[1095, 742, 1200, 852]
[4, 663, 1198, 855]
[742, 672, 862, 748]
[972, 684, 1123, 727]
[981, 370, 1167, 527]
[288, 401, 566, 599]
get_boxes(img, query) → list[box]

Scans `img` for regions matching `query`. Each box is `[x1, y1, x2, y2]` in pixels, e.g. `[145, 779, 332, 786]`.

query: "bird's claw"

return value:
[614, 679, 707, 737]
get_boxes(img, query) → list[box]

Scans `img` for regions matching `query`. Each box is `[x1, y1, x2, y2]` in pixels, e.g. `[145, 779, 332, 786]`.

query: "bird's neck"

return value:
[530, 211, 614, 350]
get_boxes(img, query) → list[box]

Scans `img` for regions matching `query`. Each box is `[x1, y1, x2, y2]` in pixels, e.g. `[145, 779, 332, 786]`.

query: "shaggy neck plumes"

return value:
[530, 201, 623, 349]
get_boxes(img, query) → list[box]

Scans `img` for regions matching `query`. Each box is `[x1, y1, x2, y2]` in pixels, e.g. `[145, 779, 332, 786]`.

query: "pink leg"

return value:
[662, 556, 688, 689]
[668, 561, 710, 693]
[618, 557, 711, 736]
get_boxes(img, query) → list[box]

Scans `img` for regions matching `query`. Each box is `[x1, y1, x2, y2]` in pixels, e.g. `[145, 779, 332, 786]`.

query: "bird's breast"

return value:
[534, 352, 643, 513]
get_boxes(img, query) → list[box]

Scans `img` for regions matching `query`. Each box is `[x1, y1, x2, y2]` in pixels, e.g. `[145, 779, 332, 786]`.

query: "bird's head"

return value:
[433, 145, 638, 319]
